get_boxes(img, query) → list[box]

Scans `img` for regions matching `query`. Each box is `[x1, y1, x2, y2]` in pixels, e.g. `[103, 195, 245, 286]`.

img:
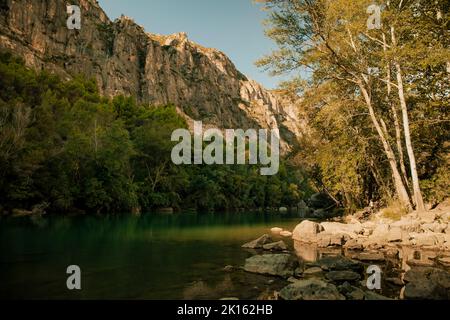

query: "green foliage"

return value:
[258, 0, 449, 210]
[0, 51, 309, 214]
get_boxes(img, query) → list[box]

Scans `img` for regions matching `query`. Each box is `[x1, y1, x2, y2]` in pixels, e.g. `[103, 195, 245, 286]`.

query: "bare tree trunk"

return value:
[391, 27, 426, 212]
[359, 83, 412, 209]
[382, 33, 410, 190]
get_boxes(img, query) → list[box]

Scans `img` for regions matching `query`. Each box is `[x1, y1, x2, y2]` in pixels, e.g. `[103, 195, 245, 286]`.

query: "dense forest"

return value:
[0, 52, 310, 215]
[258, 0, 449, 212]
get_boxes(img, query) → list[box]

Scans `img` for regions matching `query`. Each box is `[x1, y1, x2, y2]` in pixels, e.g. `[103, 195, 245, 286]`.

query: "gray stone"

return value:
[279, 279, 345, 300]
[338, 282, 365, 300]
[243, 254, 298, 278]
[404, 267, 450, 300]
[263, 241, 288, 251]
[386, 277, 404, 286]
[242, 234, 273, 249]
[312, 256, 363, 272]
[303, 267, 324, 276]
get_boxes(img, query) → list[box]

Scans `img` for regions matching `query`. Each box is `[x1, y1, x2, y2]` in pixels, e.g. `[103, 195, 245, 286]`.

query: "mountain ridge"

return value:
[0, 0, 303, 150]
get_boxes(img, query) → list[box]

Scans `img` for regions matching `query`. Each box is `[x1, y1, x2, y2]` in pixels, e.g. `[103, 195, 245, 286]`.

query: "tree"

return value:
[257, 0, 449, 210]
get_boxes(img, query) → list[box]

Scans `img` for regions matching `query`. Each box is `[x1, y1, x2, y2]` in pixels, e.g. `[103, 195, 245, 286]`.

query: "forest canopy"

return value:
[0, 51, 310, 214]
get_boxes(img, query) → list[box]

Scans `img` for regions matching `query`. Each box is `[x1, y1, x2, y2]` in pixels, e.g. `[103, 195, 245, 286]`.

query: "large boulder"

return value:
[243, 254, 298, 278]
[242, 234, 273, 249]
[292, 220, 322, 243]
[279, 278, 345, 300]
[403, 267, 450, 300]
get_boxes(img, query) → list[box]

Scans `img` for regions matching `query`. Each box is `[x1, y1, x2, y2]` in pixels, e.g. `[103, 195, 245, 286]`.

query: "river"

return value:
[0, 212, 300, 299]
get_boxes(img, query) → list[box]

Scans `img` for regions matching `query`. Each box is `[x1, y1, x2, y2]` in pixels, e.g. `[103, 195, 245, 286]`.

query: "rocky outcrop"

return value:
[291, 204, 450, 251]
[0, 0, 303, 150]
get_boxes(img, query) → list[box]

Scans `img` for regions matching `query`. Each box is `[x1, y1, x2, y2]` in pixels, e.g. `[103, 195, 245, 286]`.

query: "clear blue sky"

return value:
[97, 0, 285, 89]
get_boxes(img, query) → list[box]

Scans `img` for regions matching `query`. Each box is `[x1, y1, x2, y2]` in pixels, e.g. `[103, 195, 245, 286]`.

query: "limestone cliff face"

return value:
[0, 0, 302, 150]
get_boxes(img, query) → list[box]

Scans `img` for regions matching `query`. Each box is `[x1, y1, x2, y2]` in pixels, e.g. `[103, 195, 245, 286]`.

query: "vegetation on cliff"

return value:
[0, 52, 310, 214]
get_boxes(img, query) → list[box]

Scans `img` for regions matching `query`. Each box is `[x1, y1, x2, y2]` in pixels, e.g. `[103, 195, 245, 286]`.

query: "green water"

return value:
[0, 213, 300, 300]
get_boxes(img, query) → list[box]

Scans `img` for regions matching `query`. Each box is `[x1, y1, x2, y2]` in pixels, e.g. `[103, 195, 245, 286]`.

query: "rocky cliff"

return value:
[0, 0, 303, 150]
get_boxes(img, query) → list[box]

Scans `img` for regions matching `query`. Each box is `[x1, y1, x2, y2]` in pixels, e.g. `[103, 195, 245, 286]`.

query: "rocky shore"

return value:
[236, 202, 450, 300]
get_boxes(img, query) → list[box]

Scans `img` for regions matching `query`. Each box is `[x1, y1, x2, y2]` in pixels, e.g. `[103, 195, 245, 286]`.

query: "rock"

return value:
[312, 256, 363, 272]
[338, 282, 365, 300]
[279, 279, 345, 300]
[316, 233, 350, 248]
[294, 267, 303, 277]
[303, 267, 324, 276]
[386, 277, 404, 286]
[292, 220, 322, 243]
[351, 252, 385, 262]
[384, 247, 399, 259]
[390, 219, 421, 232]
[320, 222, 363, 235]
[280, 231, 293, 237]
[243, 254, 298, 278]
[270, 227, 283, 235]
[242, 234, 273, 249]
[263, 241, 288, 251]
[410, 232, 439, 247]
[438, 257, 450, 267]
[372, 224, 390, 238]
[404, 267, 450, 300]
[407, 259, 435, 267]
[326, 271, 361, 282]
[279, 207, 288, 213]
[344, 238, 364, 251]
[387, 227, 403, 242]
[418, 212, 436, 223]
[421, 222, 447, 233]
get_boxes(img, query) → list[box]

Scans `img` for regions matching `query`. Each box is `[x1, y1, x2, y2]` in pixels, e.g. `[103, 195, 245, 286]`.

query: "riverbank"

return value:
[237, 200, 450, 300]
